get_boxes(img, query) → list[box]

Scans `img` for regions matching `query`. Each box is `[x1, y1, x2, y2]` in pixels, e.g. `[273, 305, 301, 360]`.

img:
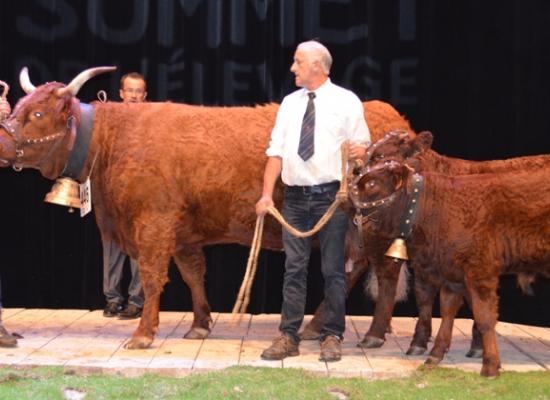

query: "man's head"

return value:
[290, 41, 332, 91]
[119, 72, 147, 103]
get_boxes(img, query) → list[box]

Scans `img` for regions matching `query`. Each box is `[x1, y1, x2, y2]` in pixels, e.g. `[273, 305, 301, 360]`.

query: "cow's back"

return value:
[91, 100, 412, 253]
[412, 168, 550, 278]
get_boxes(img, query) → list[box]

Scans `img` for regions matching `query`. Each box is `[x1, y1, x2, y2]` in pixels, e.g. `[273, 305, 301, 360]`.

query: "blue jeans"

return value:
[279, 183, 348, 342]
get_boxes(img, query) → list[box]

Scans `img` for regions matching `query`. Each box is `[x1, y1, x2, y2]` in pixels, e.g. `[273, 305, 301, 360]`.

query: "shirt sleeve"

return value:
[266, 97, 290, 157]
[347, 95, 371, 145]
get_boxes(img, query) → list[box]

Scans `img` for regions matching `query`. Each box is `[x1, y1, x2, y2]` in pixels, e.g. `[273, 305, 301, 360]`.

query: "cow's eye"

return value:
[34, 111, 43, 119]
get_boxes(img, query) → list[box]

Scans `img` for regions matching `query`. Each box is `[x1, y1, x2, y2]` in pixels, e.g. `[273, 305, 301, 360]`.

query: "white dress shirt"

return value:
[266, 79, 370, 186]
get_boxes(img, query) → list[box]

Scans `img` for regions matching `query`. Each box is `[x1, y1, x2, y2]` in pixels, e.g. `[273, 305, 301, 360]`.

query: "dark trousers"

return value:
[279, 182, 348, 342]
[102, 240, 144, 307]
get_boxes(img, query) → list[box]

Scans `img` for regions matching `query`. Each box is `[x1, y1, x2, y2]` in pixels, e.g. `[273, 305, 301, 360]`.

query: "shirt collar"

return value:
[301, 78, 331, 98]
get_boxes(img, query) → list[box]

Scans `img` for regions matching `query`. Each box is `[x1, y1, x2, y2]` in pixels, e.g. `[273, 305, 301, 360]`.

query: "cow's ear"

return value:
[387, 162, 408, 190]
[411, 131, 433, 154]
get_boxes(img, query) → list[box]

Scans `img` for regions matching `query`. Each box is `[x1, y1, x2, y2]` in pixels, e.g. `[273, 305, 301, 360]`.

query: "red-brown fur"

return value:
[355, 160, 550, 377]
[358, 131, 550, 356]
[0, 74, 413, 349]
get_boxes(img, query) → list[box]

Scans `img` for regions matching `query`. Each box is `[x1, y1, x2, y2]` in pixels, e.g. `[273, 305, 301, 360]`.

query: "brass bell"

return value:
[385, 238, 409, 260]
[44, 177, 81, 212]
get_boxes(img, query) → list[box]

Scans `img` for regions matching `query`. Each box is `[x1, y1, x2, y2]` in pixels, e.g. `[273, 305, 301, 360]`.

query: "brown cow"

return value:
[0, 66, 413, 349]
[358, 130, 550, 356]
[353, 159, 550, 377]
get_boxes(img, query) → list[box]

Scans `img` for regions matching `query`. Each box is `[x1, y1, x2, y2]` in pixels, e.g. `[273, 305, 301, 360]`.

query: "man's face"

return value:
[290, 49, 317, 89]
[119, 77, 147, 103]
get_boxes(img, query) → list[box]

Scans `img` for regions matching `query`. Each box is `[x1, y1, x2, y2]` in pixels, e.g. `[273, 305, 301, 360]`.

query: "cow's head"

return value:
[350, 160, 412, 210]
[0, 66, 115, 179]
[364, 130, 433, 168]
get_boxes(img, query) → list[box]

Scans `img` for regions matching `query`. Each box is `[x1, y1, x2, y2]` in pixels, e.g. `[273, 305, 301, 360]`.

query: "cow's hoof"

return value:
[466, 348, 483, 358]
[406, 345, 427, 356]
[424, 355, 442, 365]
[184, 327, 210, 339]
[299, 327, 321, 341]
[481, 364, 499, 378]
[357, 335, 385, 349]
[124, 336, 153, 349]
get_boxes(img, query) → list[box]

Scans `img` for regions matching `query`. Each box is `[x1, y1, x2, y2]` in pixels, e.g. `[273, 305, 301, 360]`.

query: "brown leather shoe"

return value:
[320, 335, 342, 362]
[261, 334, 299, 360]
[0, 325, 17, 348]
[118, 303, 142, 320]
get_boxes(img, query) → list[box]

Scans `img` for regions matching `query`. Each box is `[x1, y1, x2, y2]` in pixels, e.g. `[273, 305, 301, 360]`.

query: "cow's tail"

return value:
[364, 263, 410, 303]
[516, 272, 536, 296]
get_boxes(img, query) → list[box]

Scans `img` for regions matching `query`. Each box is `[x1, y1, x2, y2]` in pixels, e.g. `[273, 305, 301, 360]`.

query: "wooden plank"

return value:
[240, 314, 282, 369]
[12, 309, 91, 366]
[105, 311, 188, 373]
[495, 321, 549, 371]
[0, 310, 546, 378]
[2, 308, 26, 319]
[326, 316, 373, 378]
[193, 313, 243, 371]
[283, 337, 328, 375]
[147, 312, 203, 374]
[350, 315, 420, 379]
[0, 309, 85, 366]
[512, 323, 550, 348]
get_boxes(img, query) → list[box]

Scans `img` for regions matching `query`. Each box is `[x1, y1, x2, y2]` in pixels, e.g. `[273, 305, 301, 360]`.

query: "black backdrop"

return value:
[0, 1, 548, 327]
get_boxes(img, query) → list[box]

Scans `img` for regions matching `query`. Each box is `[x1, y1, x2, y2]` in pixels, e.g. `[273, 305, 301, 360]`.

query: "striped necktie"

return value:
[298, 92, 316, 161]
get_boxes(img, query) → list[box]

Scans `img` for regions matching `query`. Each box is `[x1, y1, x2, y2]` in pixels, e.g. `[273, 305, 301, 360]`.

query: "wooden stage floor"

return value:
[0, 308, 548, 379]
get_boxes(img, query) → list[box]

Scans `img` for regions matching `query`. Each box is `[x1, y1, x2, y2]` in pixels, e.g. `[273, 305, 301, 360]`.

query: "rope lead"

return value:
[232, 143, 350, 318]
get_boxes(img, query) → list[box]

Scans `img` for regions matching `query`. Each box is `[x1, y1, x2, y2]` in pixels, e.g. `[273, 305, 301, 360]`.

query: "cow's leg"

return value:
[173, 246, 212, 339]
[300, 260, 368, 340]
[467, 277, 501, 377]
[407, 273, 438, 355]
[358, 260, 401, 348]
[125, 253, 171, 349]
[425, 286, 463, 365]
[464, 293, 483, 358]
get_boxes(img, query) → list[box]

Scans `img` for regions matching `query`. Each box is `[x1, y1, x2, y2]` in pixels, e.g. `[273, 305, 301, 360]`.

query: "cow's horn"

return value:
[19, 67, 36, 94]
[57, 66, 117, 97]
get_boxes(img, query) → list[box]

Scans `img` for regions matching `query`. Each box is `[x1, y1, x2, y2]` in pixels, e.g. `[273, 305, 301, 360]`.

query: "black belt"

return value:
[285, 181, 340, 195]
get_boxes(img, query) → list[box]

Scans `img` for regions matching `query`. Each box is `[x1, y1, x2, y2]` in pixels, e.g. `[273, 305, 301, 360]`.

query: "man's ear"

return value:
[143, 91, 147, 101]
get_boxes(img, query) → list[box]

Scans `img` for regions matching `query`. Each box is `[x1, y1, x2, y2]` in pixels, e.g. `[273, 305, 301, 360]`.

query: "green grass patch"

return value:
[0, 365, 547, 399]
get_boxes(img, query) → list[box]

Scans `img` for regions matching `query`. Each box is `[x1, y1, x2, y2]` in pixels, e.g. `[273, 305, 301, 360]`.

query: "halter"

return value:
[0, 117, 71, 171]
[347, 160, 424, 253]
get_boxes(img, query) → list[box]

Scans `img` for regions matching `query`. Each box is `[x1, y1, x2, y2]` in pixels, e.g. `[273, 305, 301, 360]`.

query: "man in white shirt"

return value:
[256, 41, 370, 362]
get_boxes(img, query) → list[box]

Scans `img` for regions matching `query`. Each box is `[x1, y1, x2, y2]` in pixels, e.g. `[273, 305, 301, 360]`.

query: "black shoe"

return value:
[103, 301, 122, 318]
[118, 304, 142, 320]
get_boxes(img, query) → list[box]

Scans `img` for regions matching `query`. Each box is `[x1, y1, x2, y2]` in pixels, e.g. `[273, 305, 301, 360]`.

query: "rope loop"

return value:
[232, 143, 352, 318]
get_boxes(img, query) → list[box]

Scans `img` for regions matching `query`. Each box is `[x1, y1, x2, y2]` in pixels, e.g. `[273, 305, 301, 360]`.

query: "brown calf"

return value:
[354, 160, 550, 377]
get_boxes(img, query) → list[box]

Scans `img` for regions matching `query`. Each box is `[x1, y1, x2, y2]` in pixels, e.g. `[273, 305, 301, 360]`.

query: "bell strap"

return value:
[61, 102, 94, 181]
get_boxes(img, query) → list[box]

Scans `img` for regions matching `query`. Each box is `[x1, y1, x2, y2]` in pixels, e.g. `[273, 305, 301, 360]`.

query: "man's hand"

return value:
[348, 142, 367, 162]
[255, 195, 274, 216]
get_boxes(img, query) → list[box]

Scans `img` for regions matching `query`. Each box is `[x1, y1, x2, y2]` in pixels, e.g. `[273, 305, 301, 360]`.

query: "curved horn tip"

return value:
[19, 66, 37, 94]
[59, 65, 117, 97]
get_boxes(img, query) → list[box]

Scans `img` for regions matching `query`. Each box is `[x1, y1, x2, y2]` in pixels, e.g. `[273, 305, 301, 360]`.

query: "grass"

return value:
[0, 366, 548, 400]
